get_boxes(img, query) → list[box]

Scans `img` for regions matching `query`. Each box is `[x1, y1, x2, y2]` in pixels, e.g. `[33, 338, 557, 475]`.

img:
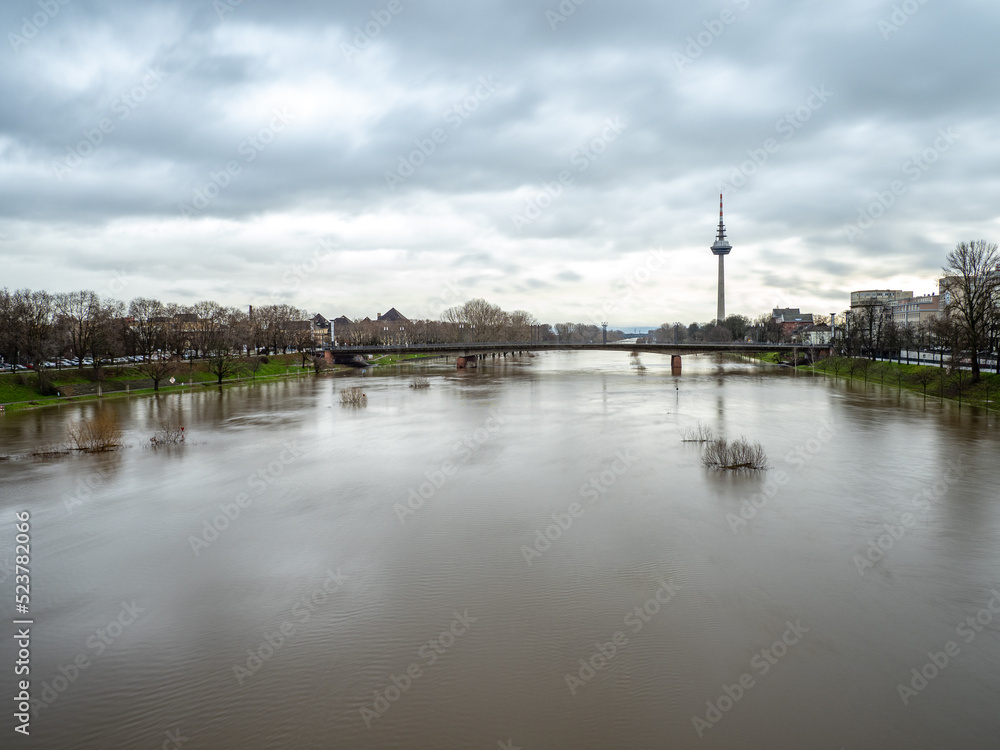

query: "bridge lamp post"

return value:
[601, 322, 608, 345]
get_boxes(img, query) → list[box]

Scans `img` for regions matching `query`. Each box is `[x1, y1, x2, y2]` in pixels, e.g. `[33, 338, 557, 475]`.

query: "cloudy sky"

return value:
[2, 0, 998, 328]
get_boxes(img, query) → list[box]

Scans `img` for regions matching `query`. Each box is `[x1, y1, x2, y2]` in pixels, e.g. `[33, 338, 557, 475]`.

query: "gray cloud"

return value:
[1, 0, 998, 325]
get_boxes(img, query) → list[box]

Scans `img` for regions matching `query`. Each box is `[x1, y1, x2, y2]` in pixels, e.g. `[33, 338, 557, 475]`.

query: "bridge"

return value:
[322, 341, 830, 370]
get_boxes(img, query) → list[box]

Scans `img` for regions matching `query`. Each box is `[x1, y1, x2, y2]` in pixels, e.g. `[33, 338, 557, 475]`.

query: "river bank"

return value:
[0, 352, 443, 412]
[805, 355, 1000, 411]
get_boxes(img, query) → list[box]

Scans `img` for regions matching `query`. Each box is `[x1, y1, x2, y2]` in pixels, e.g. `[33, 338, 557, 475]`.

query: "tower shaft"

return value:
[709, 193, 732, 325]
[717, 254, 725, 324]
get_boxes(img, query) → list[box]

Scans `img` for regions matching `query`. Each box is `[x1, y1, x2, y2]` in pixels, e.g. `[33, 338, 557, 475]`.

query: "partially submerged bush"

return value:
[340, 386, 367, 405]
[150, 421, 185, 447]
[409, 376, 430, 389]
[67, 411, 124, 452]
[702, 436, 768, 471]
[681, 422, 715, 443]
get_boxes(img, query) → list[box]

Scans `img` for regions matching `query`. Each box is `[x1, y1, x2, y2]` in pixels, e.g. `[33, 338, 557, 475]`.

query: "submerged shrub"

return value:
[681, 422, 715, 443]
[67, 411, 124, 452]
[150, 421, 186, 447]
[702, 436, 768, 471]
[340, 386, 367, 405]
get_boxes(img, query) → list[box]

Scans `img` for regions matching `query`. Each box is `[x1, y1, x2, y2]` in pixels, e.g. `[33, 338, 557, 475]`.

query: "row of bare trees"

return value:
[0, 291, 315, 379]
[653, 314, 791, 344]
[441, 298, 541, 342]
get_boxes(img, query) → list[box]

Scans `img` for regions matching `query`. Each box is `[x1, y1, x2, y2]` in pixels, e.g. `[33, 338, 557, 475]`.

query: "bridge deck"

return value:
[327, 342, 825, 356]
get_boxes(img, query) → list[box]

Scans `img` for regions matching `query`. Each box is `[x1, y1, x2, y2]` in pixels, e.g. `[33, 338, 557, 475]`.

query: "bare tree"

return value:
[443, 298, 510, 341]
[194, 303, 245, 384]
[827, 356, 847, 378]
[848, 357, 872, 383]
[507, 310, 537, 341]
[909, 368, 937, 398]
[855, 300, 890, 359]
[135, 357, 177, 391]
[55, 290, 101, 367]
[942, 239, 1000, 383]
[722, 314, 751, 341]
[128, 298, 166, 361]
[10, 290, 57, 375]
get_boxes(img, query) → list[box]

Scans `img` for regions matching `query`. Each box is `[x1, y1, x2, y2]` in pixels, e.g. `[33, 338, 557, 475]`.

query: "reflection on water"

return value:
[1, 352, 999, 749]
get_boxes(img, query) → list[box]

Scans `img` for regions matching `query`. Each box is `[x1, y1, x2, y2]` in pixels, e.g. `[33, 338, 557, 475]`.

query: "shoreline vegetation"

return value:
[0, 352, 440, 412]
[752, 353, 1000, 412]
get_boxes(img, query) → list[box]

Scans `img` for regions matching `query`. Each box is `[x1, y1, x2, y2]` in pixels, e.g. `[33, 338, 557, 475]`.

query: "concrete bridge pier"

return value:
[457, 355, 478, 369]
[671, 355, 682, 374]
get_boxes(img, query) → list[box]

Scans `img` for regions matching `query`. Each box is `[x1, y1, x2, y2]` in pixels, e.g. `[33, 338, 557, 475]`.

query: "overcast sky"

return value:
[2, 0, 999, 327]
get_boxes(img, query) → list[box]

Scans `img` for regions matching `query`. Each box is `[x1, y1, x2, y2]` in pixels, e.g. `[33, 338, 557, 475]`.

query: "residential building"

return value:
[889, 293, 941, 327]
[310, 313, 331, 347]
[850, 289, 913, 310]
[795, 323, 831, 345]
[772, 308, 814, 338]
[377, 308, 408, 322]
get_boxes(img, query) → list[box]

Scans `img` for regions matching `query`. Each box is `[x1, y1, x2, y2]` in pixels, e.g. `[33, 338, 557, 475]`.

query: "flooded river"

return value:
[1, 352, 999, 749]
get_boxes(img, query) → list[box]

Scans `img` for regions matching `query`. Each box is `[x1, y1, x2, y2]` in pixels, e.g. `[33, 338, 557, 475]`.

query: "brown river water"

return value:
[1, 352, 998, 749]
